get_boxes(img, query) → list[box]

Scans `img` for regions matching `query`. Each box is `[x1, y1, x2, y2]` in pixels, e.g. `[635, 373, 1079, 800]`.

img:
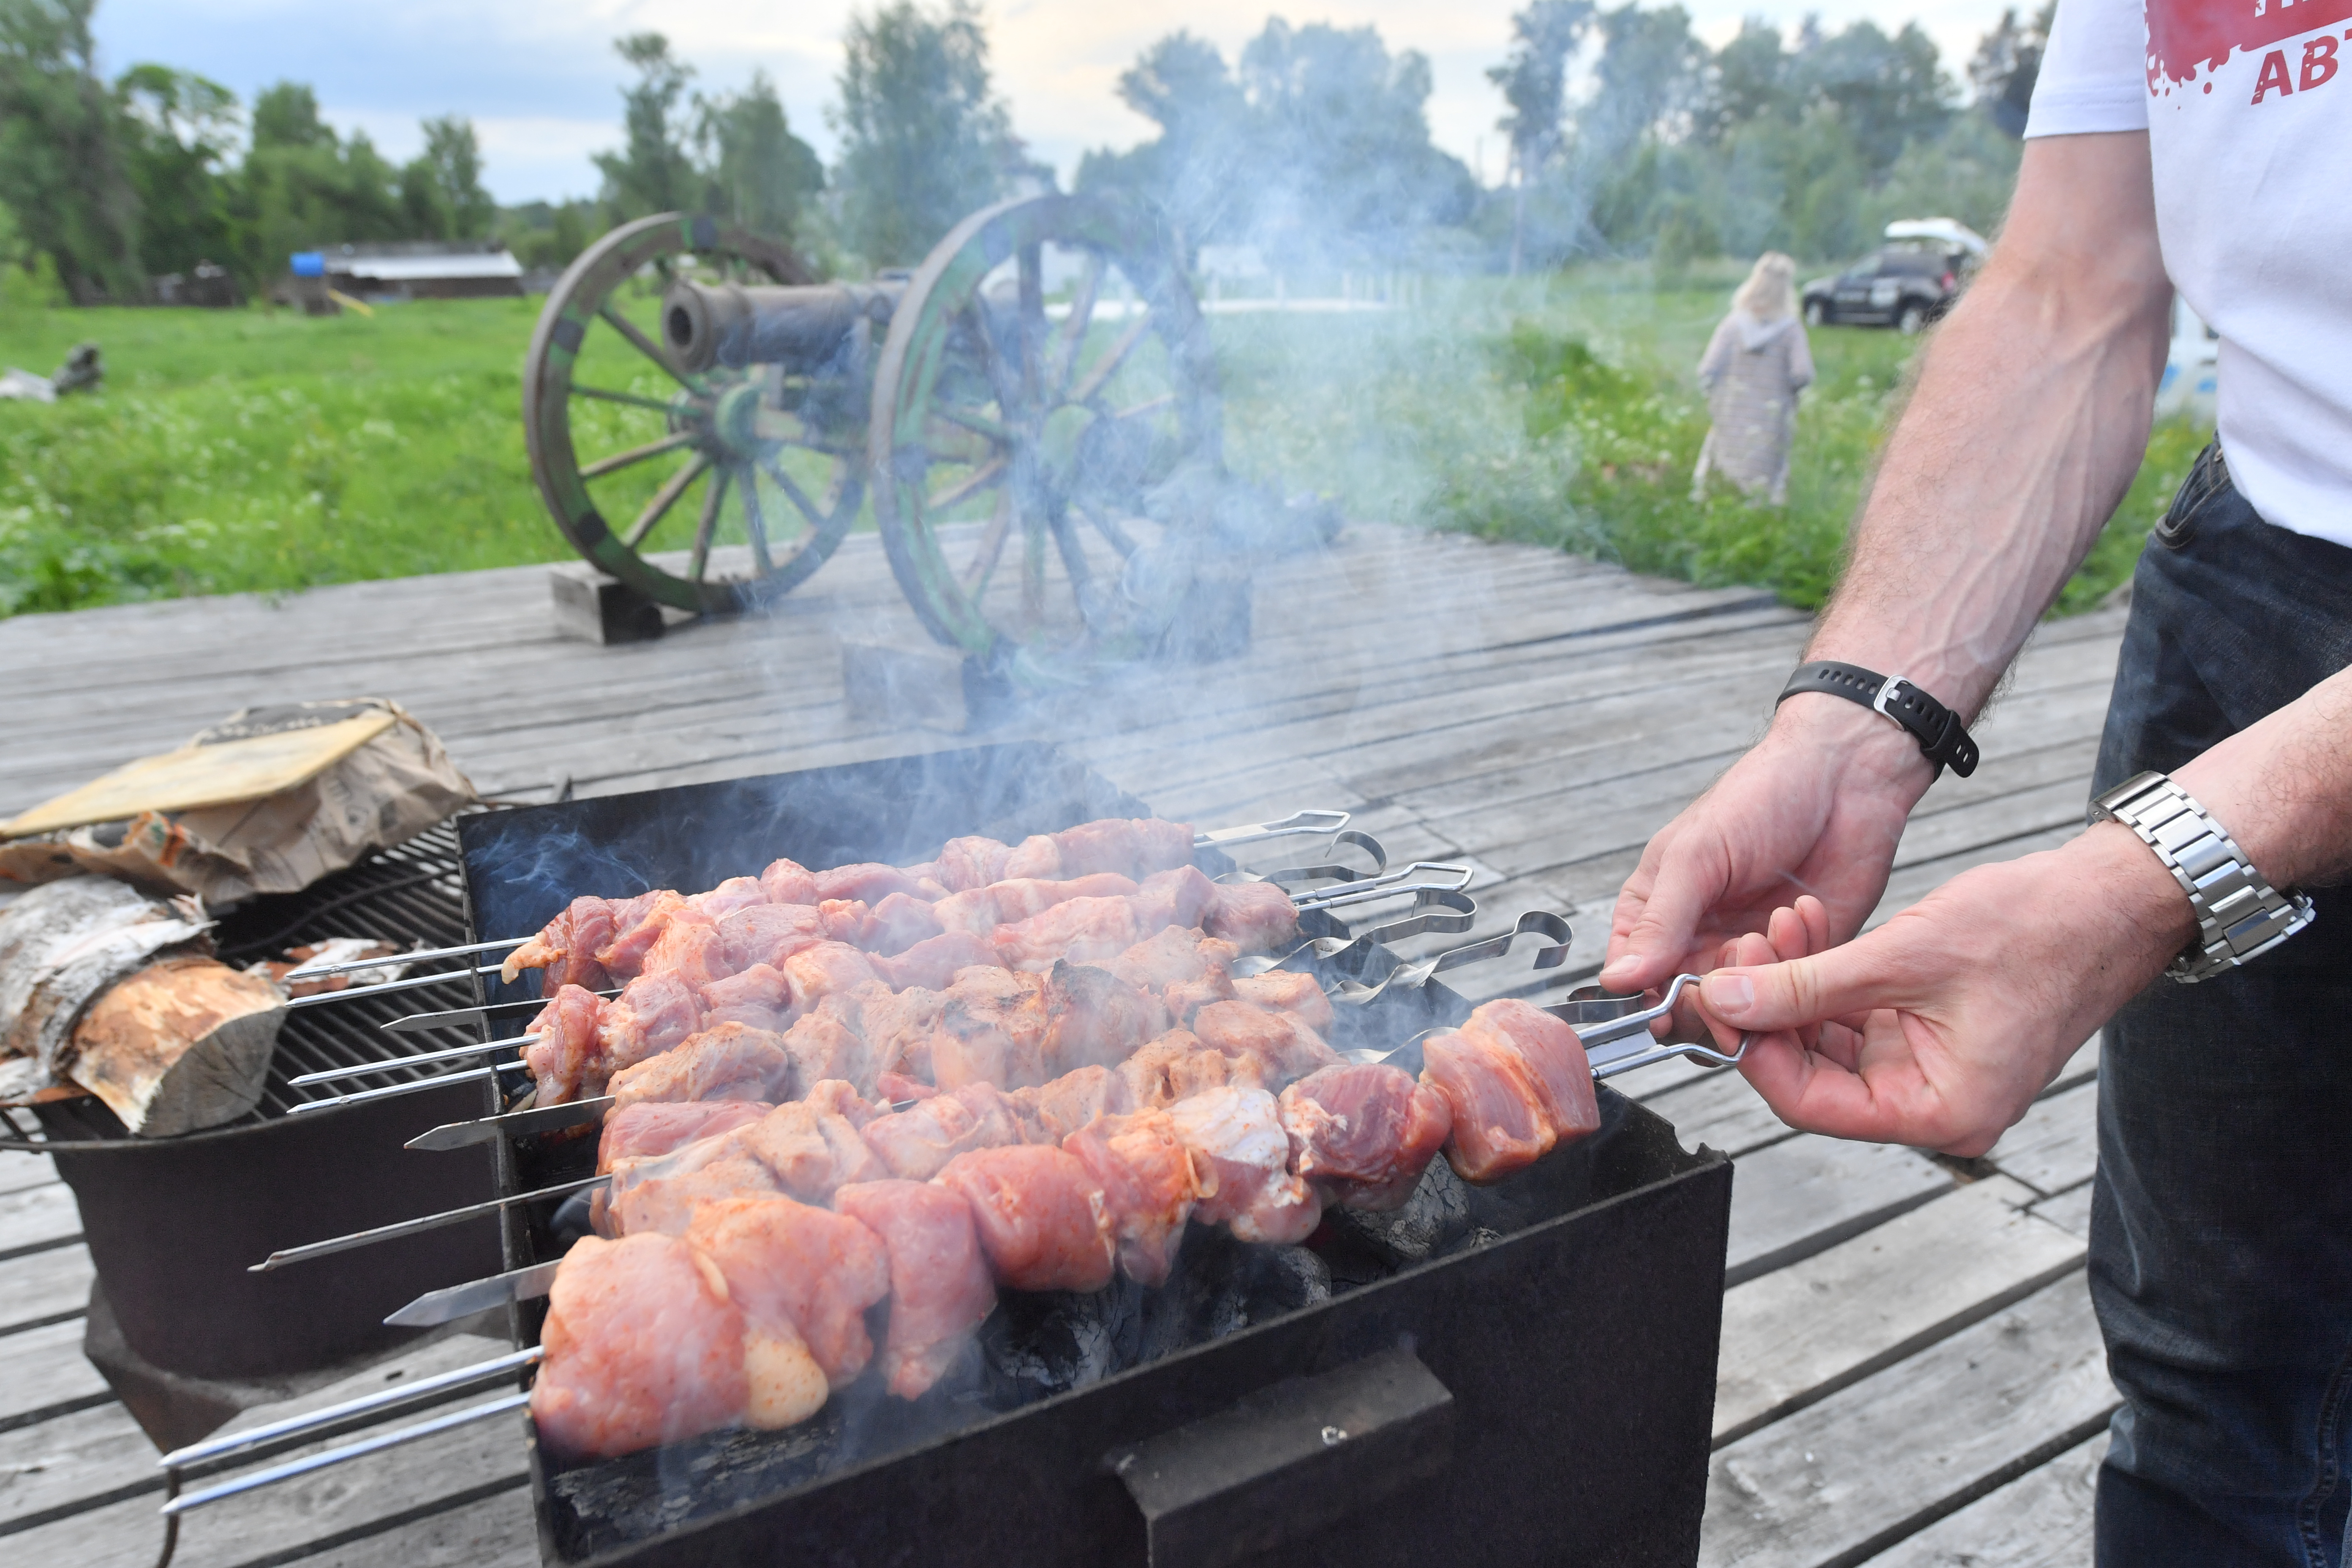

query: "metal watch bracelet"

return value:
[2088, 771, 2315, 983]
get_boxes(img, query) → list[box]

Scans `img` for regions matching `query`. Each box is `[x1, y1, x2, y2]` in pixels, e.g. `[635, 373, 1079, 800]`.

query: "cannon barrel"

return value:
[662, 279, 904, 375]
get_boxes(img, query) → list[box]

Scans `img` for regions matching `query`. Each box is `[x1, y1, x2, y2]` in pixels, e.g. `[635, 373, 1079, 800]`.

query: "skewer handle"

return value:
[162, 1393, 532, 1516]
[284, 963, 505, 1010]
[1194, 809, 1351, 849]
[289, 1036, 541, 1087]
[158, 1346, 543, 1471]
[282, 937, 526, 981]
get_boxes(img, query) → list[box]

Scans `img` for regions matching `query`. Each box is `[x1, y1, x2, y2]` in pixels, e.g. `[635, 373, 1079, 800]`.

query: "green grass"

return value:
[0, 274, 2202, 619]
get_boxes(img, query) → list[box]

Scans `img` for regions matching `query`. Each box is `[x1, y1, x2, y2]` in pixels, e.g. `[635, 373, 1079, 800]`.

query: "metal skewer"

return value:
[288, 1035, 542, 1087]
[287, 1065, 512, 1114]
[383, 991, 614, 1033]
[1292, 861, 1476, 912]
[163, 1394, 532, 1516]
[1330, 910, 1571, 1006]
[1194, 809, 1352, 850]
[283, 938, 525, 982]
[385, 1262, 564, 1328]
[158, 1346, 544, 1472]
[406, 1094, 613, 1152]
[250, 1174, 606, 1271]
[1571, 974, 1754, 1079]
[283, 962, 505, 1010]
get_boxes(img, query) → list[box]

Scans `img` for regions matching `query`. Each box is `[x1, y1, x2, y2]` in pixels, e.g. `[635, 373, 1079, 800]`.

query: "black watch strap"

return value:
[1776, 661, 1980, 777]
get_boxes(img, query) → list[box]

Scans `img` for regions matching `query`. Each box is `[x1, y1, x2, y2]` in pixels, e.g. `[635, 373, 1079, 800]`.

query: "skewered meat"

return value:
[1202, 880, 1301, 955]
[758, 858, 819, 907]
[1166, 1086, 1323, 1245]
[844, 983, 947, 1083]
[1418, 999, 1598, 1183]
[779, 986, 945, 1100]
[815, 863, 939, 906]
[607, 1154, 782, 1236]
[597, 1099, 770, 1173]
[597, 973, 704, 1080]
[1008, 1064, 1133, 1143]
[988, 868, 1215, 971]
[860, 1082, 1026, 1179]
[640, 912, 737, 993]
[595, 891, 694, 978]
[877, 1071, 934, 1104]
[780, 942, 884, 1012]
[715, 903, 831, 973]
[531, 1232, 751, 1462]
[1063, 1109, 1211, 1286]
[1108, 927, 1239, 1018]
[685, 1195, 891, 1389]
[608, 1022, 795, 1112]
[693, 877, 771, 920]
[932, 836, 1013, 893]
[1001, 818, 1195, 882]
[1041, 961, 1171, 1076]
[1279, 1064, 1452, 1211]
[932, 873, 1138, 937]
[522, 984, 608, 1106]
[868, 892, 945, 954]
[1192, 999, 1341, 1086]
[930, 967, 1050, 1092]
[500, 894, 626, 988]
[832, 1180, 997, 1399]
[721, 1084, 887, 1202]
[1117, 1029, 1263, 1108]
[698, 963, 794, 1033]
[935, 1145, 1118, 1293]
[871, 931, 996, 992]
[1230, 970, 1334, 1034]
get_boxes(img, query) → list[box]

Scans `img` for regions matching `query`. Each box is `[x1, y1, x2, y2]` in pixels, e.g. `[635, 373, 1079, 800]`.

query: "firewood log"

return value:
[66, 957, 286, 1136]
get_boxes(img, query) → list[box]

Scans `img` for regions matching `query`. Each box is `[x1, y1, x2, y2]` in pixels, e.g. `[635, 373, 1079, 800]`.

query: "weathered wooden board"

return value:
[1984, 1082, 2100, 1199]
[1698, 1273, 2118, 1568]
[0, 1182, 82, 1260]
[2031, 1182, 2098, 1240]
[0, 1317, 110, 1424]
[0, 1401, 160, 1534]
[1646, 1070, 1801, 1162]
[1867, 1430, 2108, 1568]
[0, 1155, 58, 1198]
[1713, 1176, 2084, 1443]
[0, 1242, 95, 1336]
[1725, 1136, 1954, 1286]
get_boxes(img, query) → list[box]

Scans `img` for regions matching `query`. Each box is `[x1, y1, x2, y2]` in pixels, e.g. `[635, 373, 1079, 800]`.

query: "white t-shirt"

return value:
[2027, 0, 2352, 548]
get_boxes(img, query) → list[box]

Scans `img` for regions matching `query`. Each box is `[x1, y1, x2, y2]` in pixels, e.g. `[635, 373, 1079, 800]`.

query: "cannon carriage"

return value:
[522, 193, 1251, 685]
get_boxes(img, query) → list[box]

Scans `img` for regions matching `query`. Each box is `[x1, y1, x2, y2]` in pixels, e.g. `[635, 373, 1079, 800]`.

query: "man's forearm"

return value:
[1804, 133, 2173, 721]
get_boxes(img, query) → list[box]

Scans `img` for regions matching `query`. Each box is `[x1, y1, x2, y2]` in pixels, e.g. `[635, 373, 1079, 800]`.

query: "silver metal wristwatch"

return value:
[2088, 771, 2315, 983]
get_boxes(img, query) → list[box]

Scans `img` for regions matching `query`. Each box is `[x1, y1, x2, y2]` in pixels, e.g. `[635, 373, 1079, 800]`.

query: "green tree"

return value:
[0, 0, 143, 302]
[1488, 0, 1594, 274]
[114, 63, 237, 276]
[831, 0, 1012, 267]
[695, 71, 823, 238]
[593, 33, 700, 224]
[234, 80, 405, 285]
[1076, 32, 1246, 250]
[398, 113, 495, 239]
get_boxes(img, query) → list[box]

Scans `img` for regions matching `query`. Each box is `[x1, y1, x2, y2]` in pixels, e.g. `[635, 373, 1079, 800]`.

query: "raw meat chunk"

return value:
[596, 973, 703, 1081]
[699, 963, 795, 1034]
[1192, 999, 1341, 1087]
[595, 892, 695, 979]
[502, 895, 619, 990]
[815, 863, 929, 905]
[1063, 1108, 1212, 1285]
[758, 858, 820, 906]
[1009, 1064, 1133, 1143]
[1201, 881, 1301, 955]
[1132, 866, 1217, 933]
[781, 942, 883, 1011]
[597, 1100, 770, 1174]
[1117, 1029, 1258, 1108]
[1230, 969, 1335, 1034]
[607, 1154, 782, 1237]
[1166, 1086, 1322, 1244]
[1418, 999, 1598, 1184]
[861, 1082, 1026, 1179]
[931, 836, 1012, 893]
[867, 892, 944, 955]
[1040, 961, 1170, 1076]
[931, 967, 1050, 1091]
[720, 1089, 887, 1203]
[522, 985, 606, 1106]
[1108, 927, 1238, 1019]
[1461, 999, 1599, 1143]
[873, 931, 997, 993]
[607, 1022, 794, 1111]
[991, 896, 1141, 972]
[935, 1145, 1117, 1293]
[833, 1180, 997, 1399]
[933, 873, 1138, 937]
[716, 904, 830, 973]
[686, 1195, 891, 1389]
[531, 1233, 749, 1460]
[1278, 1063, 1452, 1211]
[690, 877, 771, 920]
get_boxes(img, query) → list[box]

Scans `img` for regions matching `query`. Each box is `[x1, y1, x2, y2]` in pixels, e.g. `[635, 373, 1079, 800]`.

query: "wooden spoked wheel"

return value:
[523, 214, 865, 614]
[869, 194, 1222, 687]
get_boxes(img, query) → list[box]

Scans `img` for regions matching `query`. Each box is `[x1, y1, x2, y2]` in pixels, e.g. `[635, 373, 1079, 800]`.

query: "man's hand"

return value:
[1690, 823, 2192, 1156]
[1602, 698, 1934, 995]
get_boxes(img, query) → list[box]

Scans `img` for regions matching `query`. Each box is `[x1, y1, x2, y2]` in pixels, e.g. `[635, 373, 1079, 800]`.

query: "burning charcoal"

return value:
[548, 1399, 850, 1559]
[1134, 1225, 1333, 1363]
[979, 1275, 1146, 1405]
[1320, 1154, 1473, 1269]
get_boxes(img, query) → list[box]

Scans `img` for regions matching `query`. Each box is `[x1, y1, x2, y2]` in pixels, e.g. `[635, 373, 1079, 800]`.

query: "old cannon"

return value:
[522, 194, 1262, 686]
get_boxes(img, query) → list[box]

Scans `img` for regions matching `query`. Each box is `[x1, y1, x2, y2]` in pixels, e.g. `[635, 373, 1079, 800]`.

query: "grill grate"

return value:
[209, 818, 496, 1122]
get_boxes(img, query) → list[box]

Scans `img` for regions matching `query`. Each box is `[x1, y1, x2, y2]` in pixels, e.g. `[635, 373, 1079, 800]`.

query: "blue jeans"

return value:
[2091, 444, 2352, 1566]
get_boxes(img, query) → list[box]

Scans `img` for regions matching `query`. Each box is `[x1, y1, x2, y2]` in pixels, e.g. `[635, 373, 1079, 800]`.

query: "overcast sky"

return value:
[92, 0, 2010, 205]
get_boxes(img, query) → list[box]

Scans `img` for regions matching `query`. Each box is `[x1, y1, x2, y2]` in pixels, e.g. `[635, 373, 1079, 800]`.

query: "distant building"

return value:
[282, 241, 526, 308]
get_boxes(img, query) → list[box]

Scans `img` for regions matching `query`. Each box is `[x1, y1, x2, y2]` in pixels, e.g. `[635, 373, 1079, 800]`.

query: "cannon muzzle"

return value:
[662, 279, 904, 375]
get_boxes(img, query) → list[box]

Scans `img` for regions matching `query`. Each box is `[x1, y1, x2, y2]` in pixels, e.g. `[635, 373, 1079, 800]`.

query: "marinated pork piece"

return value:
[597, 1099, 770, 1173]
[932, 873, 1138, 937]
[935, 1145, 1118, 1293]
[758, 858, 820, 907]
[720, 1089, 887, 1201]
[1192, 999, 1341, 1087]
[1002, 818, 1196, 882]
[1418, 1000, 1596, 1183]
[1278, 1063, 1452, 1211]
[691, 876, 771, 920]
[531, 1233, 751, 1462]
[500, 894, 622, 988]
[597, 973, 705, 1080]
[815, 863, 932, 906]
[1008, 1064, 1133, 1143]
[931, 835, 1013, 894]
[861, 1082, 1026, 1179]
[637, 911, 739, 992]
[1108, 927, 1239, 1019]
[847, 983, 948, 1083]
[1116, 1029, 1260, 1109]
[1230, 969, 1335, 1034]
[871, 931, 997, 992]
[1166, 1086, 1323, 1244]
[607, 1154, 783, 1236]
[715, 903, 830, 974]
[522, 984, 607, 1105]
[698, 963, 795, 1033]
[780, 942, 884, 1013]
[1133, 866, 1218, 932]
[686, 1195, 891, 1389]
[779, 995, 898, 1098]
[930, 966, 1051, 1091]
[1040, 961, 1171, 1076]
[989, 897, 1140, 972]
[595, 891, 695, 979]
[867, 892, 944, 955]
[1201, 880, 1302, 955]
[607, 1022, 795, 1111]
[1063, 1108, 1213, 1286]
[833, 1180, 997, 1399]
[876, 1071, 934, 1104]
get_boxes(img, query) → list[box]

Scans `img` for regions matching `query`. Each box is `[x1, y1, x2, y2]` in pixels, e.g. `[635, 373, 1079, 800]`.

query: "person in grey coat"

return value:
[1692, 253, 1814, 505]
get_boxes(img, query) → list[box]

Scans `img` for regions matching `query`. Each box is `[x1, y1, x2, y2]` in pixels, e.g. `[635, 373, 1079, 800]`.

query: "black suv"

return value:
[1801, 244, 1971, 333]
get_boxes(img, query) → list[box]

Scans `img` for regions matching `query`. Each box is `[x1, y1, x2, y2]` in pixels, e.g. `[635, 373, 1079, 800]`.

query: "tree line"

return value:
[0, 0, 2051, 307]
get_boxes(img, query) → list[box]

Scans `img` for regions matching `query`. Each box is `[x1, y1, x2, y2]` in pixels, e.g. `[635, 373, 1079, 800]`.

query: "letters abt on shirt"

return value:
[2146, 0, 2352, 101]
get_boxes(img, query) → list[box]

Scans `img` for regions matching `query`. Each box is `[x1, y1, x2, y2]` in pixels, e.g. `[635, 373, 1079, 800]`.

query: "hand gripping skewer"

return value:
[1565, 973, 1755, 1079]
[278, 808, 1359, 987]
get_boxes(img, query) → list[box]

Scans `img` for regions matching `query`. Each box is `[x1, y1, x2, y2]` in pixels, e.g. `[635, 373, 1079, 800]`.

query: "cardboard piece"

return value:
[2, 710, 397, 837]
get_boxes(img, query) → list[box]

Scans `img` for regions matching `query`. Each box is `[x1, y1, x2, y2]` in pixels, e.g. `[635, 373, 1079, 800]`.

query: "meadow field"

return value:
[0, 274, 2202, 619]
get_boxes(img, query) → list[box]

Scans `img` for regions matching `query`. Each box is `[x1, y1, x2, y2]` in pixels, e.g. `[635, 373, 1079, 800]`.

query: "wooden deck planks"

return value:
[1866, 1431, 2108, 1568]
[0, 524, 2135, 1567]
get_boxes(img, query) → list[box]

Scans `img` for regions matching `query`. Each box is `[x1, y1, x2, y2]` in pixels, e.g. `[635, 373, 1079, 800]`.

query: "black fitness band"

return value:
[1775, 661, 1980, 777]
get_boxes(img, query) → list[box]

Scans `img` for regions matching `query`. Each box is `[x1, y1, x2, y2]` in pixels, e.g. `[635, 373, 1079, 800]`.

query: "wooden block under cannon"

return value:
[67, 956, 286, 1136]
[550, 564, 666, 645]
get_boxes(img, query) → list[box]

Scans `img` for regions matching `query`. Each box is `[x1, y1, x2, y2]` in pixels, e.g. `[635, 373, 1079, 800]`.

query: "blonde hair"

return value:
[1733, 252, 1797, 321]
